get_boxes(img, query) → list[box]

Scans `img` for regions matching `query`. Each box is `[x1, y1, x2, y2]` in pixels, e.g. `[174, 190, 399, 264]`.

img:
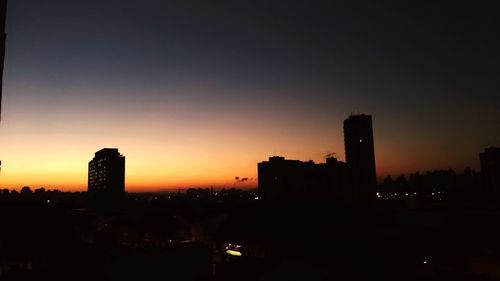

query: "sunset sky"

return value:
[0, 0, 498, 191]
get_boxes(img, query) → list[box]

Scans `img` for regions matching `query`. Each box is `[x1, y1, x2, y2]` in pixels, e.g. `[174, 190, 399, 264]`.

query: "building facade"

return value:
[343, 114, 377, 204]
[88, 148, 125, 195]
[258, 156, 350, 201]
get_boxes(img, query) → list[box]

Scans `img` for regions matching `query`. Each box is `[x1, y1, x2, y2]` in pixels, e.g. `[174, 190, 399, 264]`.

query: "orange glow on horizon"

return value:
[0, 88, 480, 191]
[0, 124, 477, 192]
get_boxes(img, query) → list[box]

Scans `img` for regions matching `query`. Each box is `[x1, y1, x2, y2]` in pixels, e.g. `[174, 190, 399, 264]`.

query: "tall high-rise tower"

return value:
[0, 0, 6, 122]
[344, 114, 377, 204]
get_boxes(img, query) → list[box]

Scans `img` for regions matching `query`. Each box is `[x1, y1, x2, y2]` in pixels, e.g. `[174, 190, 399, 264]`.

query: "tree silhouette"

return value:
[383, 176, 393, 186]
[20, 186, 32, 195]
[396, 174, 406, 186]
[34, 187, 46, 194]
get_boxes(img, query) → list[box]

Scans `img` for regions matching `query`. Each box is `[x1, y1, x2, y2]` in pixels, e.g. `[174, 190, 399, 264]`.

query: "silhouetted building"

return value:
[258, 156, 349, 200]
[258, 114, 377, 204]
[480, 147, 500, 195]
[88, 148, 125, 196]
[0, 0, 6, 122]
[344, 114, 377, 204]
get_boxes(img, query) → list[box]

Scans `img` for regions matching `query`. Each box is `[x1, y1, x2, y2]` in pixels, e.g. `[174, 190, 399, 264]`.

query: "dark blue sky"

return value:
[10, 1, 498, 106]
[1, 0, 499, 190]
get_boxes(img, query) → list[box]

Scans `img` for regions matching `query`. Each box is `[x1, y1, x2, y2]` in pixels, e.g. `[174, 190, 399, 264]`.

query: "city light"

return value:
[226, 250, 242, 257]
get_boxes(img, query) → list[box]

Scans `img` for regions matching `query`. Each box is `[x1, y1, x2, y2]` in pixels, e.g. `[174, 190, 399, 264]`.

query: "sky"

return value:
[0, 0, 499, 191]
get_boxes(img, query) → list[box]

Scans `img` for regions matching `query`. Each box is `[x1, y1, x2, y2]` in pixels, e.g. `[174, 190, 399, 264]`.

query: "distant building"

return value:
[480, 147, 500, 194]
[258, 156, 349, 200]
[344, 114, 377, 204]
[257, 114, 377, 204]
[88, 148, 125, 196]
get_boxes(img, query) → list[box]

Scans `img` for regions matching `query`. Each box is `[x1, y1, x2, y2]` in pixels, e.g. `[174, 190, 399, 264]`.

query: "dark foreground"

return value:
[1, 191, 500, 281]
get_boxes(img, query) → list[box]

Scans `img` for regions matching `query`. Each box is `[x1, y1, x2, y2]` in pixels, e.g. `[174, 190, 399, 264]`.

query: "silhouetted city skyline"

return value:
[0, 0, 498, 191]
[258, 114, 376, 204]
[2, 1, 500, 280]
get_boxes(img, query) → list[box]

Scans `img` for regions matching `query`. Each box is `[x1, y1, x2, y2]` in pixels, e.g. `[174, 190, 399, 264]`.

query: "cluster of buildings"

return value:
[84, 114, 378, 203]
[85, 118, 500, 205]
[257, 115, 500, 204]
[258, 114, 377, 204]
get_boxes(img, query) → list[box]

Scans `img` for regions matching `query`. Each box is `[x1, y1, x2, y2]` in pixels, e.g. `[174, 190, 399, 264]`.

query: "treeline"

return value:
[0, 186, 80, 203]
[378, 167, 494, 204]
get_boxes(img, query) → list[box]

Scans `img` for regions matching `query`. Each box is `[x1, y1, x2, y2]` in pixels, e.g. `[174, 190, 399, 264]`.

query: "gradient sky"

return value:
[0, 0, 499, 191]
